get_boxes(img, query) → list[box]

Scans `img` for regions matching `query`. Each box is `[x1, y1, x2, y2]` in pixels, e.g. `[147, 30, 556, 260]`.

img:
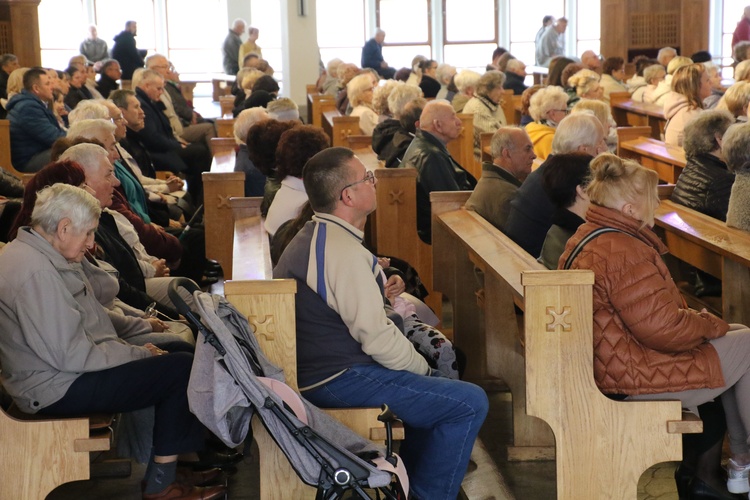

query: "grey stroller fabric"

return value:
[187, 291, 394, 489]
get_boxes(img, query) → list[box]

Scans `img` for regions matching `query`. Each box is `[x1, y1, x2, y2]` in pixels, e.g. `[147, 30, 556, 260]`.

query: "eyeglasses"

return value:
[339, 170, 375, 200]
[552, 108, 569, 115]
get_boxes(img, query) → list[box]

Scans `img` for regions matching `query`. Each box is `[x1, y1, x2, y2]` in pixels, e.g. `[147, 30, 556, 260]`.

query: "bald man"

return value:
[399, 100, 477, 242]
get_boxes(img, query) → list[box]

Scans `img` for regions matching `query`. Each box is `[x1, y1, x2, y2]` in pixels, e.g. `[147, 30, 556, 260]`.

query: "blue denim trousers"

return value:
[303, 364, 489, 500]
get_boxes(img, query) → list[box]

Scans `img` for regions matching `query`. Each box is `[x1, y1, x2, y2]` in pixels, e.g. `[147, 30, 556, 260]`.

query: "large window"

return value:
[250, 0, 283, 81]
[377, 0, 431, 69]
[166, 0, 225, 73]
[576, 0, 600, 56]
[719, 0, 749, 77]
[443, 0, 497, 72]
[509, 0, 565, 66]
[39, 0, 87, 70]
[317, 0, 367, 68]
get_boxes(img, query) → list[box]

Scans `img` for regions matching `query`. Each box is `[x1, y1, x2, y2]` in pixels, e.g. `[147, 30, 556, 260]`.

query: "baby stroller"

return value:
[168, 279, 409, 499]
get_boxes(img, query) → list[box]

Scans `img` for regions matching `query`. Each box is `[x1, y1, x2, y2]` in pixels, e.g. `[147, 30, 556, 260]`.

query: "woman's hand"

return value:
[144, 343, 167, 356]
[151, 258, 170, 277]
[147, 318, 168, 332]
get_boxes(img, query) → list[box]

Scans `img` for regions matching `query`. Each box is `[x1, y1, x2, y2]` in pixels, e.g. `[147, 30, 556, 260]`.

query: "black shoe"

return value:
[199, 276, 219, 288]
[178, 450, 243, 471]
[675, 465, 693, 500]
[688, 477, 738, 499]
[204, 259, 223, 273]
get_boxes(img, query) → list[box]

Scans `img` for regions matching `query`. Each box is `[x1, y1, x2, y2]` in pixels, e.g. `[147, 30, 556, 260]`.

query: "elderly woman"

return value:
[538, 152, 592, 269]
[571, 98, 617, 152]
[600, 57, 628, 102]
[335, 63, 360, 115]
[231, 68, 264, 117]
[246, 119, 299, 215]
[641, 64, 667, 103]
[435, 63, 457, 100]
[264, 125, 329, 237]
[702, 63, 725, 109]
[463, 70, 508, 159]
[0, 183, 226, 499]
[406, 55, 427, 86]
[452, 69, 481, 113]
[233, 107, 270, 197]
[715, 80, 750, 121]
[725, 122, 750, 232]
[347, 73, 379, 135]
[417, 59, 440, 98]
[372, 78, 401, 119]
[670, 110, 734, 221]
[566, 69, 604, 108]
[372, 84, 424, 168]
[525, 85, 569, 160]
[664, 63, 711, 147]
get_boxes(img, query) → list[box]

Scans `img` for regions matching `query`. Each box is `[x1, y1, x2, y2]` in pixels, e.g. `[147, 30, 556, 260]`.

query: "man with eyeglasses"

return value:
[274, 147, 488, 500]
[399, 100, 477, 243]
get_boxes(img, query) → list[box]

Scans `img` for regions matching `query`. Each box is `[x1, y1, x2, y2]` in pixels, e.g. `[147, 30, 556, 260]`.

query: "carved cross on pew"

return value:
[545, 306, 572, 332]
[248, 315, 276, 341]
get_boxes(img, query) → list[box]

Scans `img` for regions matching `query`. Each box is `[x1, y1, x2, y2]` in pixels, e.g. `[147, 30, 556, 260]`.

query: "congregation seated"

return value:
[507, 113, 607, 257]
[537, 152, 592, 269]
[566, 69, 603, 108]
[372, 79, 400, 120]
[723, 121, 750, 232]
[663, 63, 710, 147]
[463, 70, 508, 159]
[133, 69, 212, 200]
[715, 80, 750, 121]
[400, 100, 477, 243]
[319, 58, 343, 96]
[361, 29, 396, 79]
[524, 85, 569, 161]
[571, 99, 617, 152]
[546, 56, 575, 87]
[519, 84, 543, 126]
[451, 69, 480, 113]
[670, 110, 734, 221]
[64, 64, 94, 110]
[417, 59, 441, 99]
[580, 50, 602, 72]
[264, 125, 329, 237]
[7, 67, 66, 172]
[267, 97, 299, 121]
[273, 146, 488, 499]
[335, 63, 359, 115]
[373, 93, 426, 169]
[232, 107, 270, 193]
[465, 126, 535, 231]
[435, 63, 457, 100]
[0, 182, 226, 500]
[96, 59, 122, 98]
[560, 153, 750, 499]
[626, 57, 658, 102]
[599, 57, 628, 103]
[237, 74, 279, 116]
[640, 63, 667, 103]
[503, 58, 528, 95]
[652, 56, 692, 106]
[702, 63, 724, 109]
[347, 73, 379, 135]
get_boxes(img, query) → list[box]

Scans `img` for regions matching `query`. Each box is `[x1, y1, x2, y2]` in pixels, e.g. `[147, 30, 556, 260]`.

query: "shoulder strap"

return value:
[562, 227, 626, 270]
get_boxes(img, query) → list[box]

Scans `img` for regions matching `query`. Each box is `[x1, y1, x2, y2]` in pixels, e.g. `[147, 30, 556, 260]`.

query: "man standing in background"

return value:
[222, 18, 246, 75]
[112, 21, 147, 80]
[536, 17, 567, 67]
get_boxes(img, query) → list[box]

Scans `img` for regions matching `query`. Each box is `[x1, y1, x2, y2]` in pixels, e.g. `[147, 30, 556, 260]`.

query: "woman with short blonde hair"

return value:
[347, 73, 379, 135]
[525, 85, 569, 160]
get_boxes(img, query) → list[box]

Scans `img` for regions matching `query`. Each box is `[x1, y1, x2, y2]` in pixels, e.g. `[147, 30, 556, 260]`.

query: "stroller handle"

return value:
[168, 277, 201, 318]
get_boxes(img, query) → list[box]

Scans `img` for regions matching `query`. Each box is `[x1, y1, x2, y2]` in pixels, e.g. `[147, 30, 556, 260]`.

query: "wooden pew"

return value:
[219, 95, 235, 117]
[0, 407, 113, 498]
[202, 169, 245, 279]
[209, 137, 237, 157]
[0, 119, 34, 182]
[432, 194, 703, 495]
[321, 110, 362, 148]
[445, 113, 478, 180]
[346, 134, 372, 150]
[211, 74, 235, 101]
[500, 89, 516, 128]
[654, 200, 750, 325]
[610, 97, 667, 140]
[615, 125, 652, 155]
[522, 270, 701, 499]
[306, 91, 337, 128]
[619, 136, 687, 183]
[216, 117, 234, 138]
[224, 198, 405, 499]
[432, 192, 553, 460]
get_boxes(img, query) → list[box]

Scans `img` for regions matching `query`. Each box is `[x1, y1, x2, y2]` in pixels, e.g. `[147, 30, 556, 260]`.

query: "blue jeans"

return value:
[304, 364, 488, 499]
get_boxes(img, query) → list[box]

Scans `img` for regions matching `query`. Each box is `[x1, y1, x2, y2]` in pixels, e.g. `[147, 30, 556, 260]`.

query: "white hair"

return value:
[454, 70, 481, 94]
[506, 59, 525, 73]
[233, 107, 269, 144]
[67, 118, 116, 140]
[60, 143, 109, 173]
[31, 183, 101, 235]
[551, 113, 604, 154]
[267, 98, 299, 121]
[67, 100, 109, 125]
[435, 64, 456, 85]
[387, 83, 423, 117]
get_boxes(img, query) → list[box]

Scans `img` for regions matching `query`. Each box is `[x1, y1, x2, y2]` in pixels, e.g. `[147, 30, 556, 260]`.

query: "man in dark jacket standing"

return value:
[222, 18, 246, 75]
[361, 29, 395, 79]
[6, 68, 65, 172]
[399, 100, 477, 242]
[112, 21, 147, 80]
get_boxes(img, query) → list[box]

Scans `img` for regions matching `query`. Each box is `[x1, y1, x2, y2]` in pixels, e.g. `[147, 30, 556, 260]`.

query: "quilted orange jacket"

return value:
[559, 204, 728, 395]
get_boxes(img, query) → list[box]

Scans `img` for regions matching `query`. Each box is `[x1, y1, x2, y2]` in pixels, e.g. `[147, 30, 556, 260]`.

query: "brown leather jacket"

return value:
[559, 204, 728, 395]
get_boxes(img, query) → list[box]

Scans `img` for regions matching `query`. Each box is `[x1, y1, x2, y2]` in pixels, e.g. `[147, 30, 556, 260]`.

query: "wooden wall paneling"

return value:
[601, 0, 628, 60]
[0, 0, 41, 67]
[681, 0, 710, 57]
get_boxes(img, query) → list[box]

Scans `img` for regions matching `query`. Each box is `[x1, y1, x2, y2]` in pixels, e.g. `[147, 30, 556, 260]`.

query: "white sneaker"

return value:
[727, 458, 750, 494]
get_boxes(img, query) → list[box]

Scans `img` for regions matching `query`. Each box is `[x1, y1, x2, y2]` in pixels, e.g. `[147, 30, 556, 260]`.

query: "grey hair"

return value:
[267, 97, 299, 121]
[643, 64, 666, 85]
[735, 60, 750, 81]
[68, 100, 109, 125]
[490, 126, 525, 159]
[67, 118, 116, 140]
[145, 53, 168, 67]
[136, 69, 162, 88]
[326, 58, 344, 75]
[347, 73, 374, 107]
[31, 183, 101, 235]
[683, 110, 734, 157]
[59, 143, 109, 173]
[529, 85, 568, 122]
[476, 70, 506, 97]
[454, 70, 481, 94]
[722, 122, 750, 173]
[231, 18, 246, 29]
[657, 47, 677, 66]
[435, 64, 456, 85]
[552, 113, 604, 154]
[233, 107, 269, 144]
[567, 69, 600, 97]
[716, 81, 750, 117]
[387, 83, 422, 117]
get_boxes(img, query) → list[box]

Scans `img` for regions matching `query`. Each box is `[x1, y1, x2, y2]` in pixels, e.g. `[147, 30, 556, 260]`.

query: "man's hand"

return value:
[166, 175, 184, 192]
[384, 274, 405, 304]
[144, 343, 167, 356]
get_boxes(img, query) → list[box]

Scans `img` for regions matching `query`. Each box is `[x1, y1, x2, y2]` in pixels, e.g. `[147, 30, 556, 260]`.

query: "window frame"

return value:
[375, 0, 433, 47]
[441, 0, 498, 46]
